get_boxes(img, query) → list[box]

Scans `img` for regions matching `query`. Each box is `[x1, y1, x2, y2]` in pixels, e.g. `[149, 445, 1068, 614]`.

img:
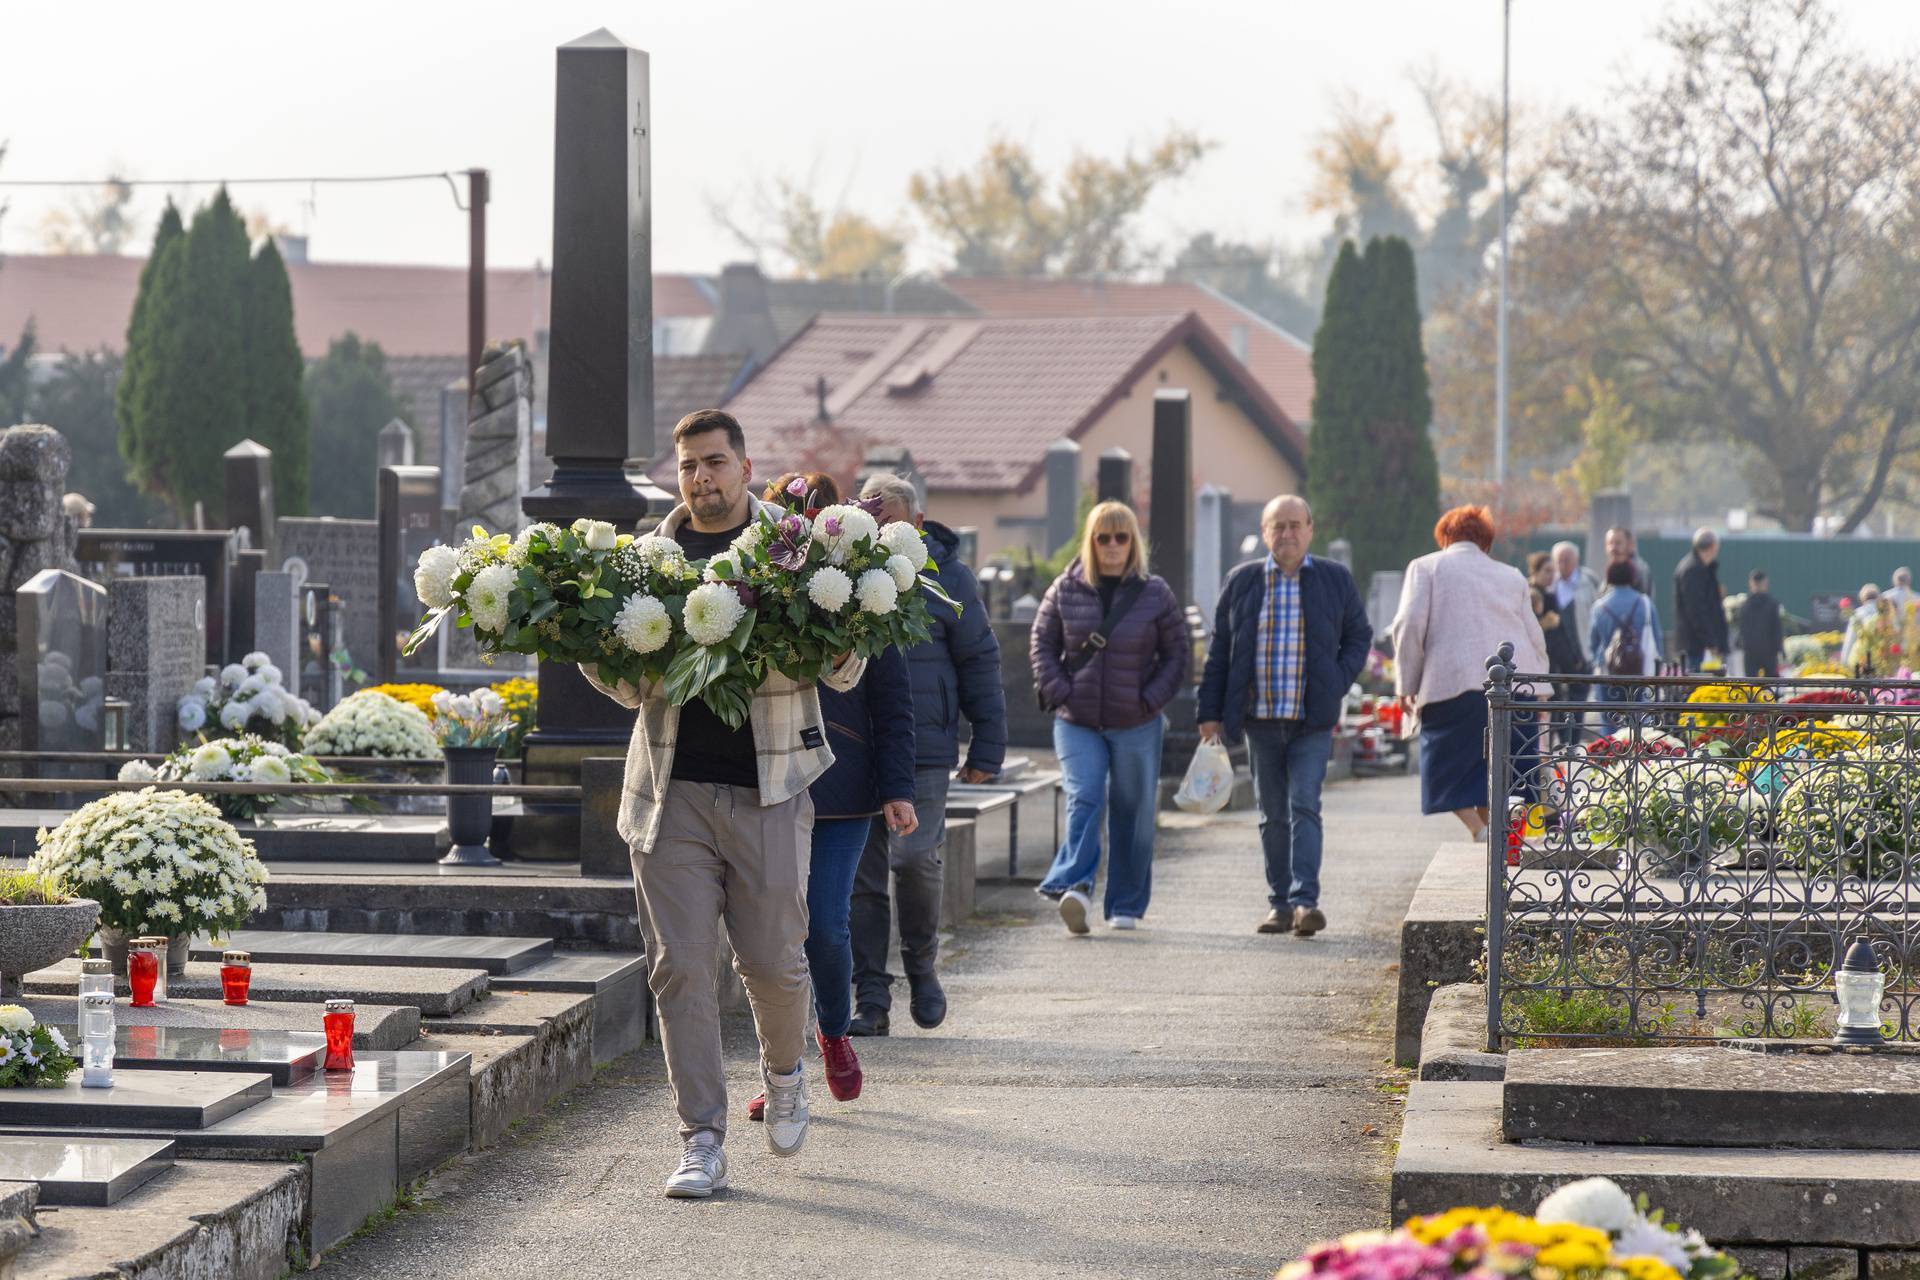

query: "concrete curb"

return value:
[1418, 983, 1505, 1081]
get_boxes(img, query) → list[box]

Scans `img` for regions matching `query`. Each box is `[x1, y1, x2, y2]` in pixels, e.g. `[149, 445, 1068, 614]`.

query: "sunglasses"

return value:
[1095, 531, 1132, 546]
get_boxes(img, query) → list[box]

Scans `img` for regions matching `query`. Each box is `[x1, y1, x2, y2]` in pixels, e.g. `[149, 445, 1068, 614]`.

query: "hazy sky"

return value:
[6, 1, 1920, 274]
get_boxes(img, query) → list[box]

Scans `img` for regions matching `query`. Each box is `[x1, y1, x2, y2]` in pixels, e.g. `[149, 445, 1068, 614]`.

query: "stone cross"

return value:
[1096, 447, 1133, 508]
[222, 439, 275, 560]
[1148, 389, 1193, 608]
[1043, 438, 1081, 557]
[106, 576, 205, 754]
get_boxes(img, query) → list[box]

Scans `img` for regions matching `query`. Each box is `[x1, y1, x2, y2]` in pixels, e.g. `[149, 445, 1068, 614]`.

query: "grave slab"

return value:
[495, 952, 643, 993]
[1504, 1045, 1920, 1149]
[494, 961, 648, 1064]
[0, 1070, 270, 1130]
[0, 809, 450, 863]
[0, 1135, 174, 1206]
[20, 994, 420, 1051]
[46, 1026, 324, 1085]
[192, 928, 553, 975]
[31, 957, 488, 1017]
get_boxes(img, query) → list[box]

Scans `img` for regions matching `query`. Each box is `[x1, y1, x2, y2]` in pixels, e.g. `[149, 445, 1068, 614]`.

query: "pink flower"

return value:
[785, 476, 808, 497]
[822, 515, 843, 537]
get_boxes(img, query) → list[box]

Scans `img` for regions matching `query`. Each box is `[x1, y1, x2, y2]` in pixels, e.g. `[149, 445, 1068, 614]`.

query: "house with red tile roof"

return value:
[940, 276, 1314, 426]
[710, 311, 1305, 561]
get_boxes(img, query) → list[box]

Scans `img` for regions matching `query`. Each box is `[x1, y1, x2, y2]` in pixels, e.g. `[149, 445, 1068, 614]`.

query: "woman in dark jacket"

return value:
[747, 474, 917, 1119]
[1029, 500, 1189, 935]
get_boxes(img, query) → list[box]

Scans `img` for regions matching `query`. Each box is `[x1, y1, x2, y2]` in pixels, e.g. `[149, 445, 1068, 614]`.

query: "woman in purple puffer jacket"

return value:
[1029, 500, 1190, 935]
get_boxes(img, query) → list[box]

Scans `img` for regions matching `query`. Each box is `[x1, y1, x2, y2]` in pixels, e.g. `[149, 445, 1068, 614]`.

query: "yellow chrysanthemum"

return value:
[1536, 1237, 1609, 1272]
[364, 683, 447, 716]
[1616, 1256, 1684, 1280]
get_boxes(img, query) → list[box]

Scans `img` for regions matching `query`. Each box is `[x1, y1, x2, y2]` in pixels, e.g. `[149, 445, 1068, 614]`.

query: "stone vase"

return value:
[440, 746, 501, 866]
[0, 899, 99, 998]
[98, 927, 191, 978]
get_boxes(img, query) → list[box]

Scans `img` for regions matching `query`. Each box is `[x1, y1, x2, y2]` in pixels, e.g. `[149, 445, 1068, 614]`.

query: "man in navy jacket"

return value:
[1198, 495, 1371, 937]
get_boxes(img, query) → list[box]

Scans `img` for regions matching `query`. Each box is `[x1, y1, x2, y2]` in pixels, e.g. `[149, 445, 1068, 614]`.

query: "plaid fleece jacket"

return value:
[581, 498, 867, 852]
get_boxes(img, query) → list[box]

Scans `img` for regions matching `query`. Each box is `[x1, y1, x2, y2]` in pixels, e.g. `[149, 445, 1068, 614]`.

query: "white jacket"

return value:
[1391, 542, 1549, 708]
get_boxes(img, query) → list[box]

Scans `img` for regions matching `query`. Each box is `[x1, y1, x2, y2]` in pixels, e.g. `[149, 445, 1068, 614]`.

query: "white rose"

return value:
[614, 594, 673, 654]
[1535, 1177, 1638, 1234]
[0, 1006, 33, 1034]
[682, 582, 748, 646]
[466, 565, 516, 634]
[414, 545, 462, 610]
[574, 519, 619, 552]
[806, 566, 853, 613]
[856, 568, 899, 616]
[885, 554, 918, 592]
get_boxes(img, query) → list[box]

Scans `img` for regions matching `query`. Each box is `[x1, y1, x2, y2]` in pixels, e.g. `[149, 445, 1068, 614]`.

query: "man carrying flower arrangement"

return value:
[580, 409, 867, 1200]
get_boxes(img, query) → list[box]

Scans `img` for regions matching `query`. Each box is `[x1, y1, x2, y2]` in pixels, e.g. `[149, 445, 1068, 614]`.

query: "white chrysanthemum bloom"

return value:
[238, 673, 265, 697]
[878, 521, 927, 564]
[414, 545, 462, 609]
[193, 675, 217, 698]
[1535, 1177, 1638, 1234]
[467, 564, 515, 633]
[249, 755, 291, 786]
[118, 760, 157, 783]
[219, 701, 250, 732]
[856, 568, 899, 616]
[816, 505, 880, 564]
[683, 582, 747, 645]
[188, 743, 232, 781]
[220, 663, 248, 688]
[807, 566, 853, 613]
[614, 594, 673, 654]
[45, 1026, 67, 1054]
[635, 535, 684, 569]
[1612, 1220, 1692, 1272]
[177, 698, 207, 732]
[0, 1005, 35, 1034]
[243, 651, 270, 671]
[572, 518, 619, 551]
[730, 522, 766, 559]
[885, 554, 918, 592]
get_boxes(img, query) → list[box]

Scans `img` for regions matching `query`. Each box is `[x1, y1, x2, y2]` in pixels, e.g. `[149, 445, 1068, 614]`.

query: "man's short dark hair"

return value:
[1750, 569, 1768, 589]
[673, 409, 746, 456]
[1606, 560, 1637, 588]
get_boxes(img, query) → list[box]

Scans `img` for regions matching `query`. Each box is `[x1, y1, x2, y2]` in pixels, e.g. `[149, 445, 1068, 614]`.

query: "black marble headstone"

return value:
[222, 438, 275, 559]
[1043, 439, 1081, 556]
[1096, 447, 1133, 508]
[376, 465, 442, 681]
[1148, 389, 1194, 608]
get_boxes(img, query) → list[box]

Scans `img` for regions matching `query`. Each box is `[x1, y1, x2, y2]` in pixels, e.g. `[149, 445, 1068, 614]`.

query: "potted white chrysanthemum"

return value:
[27, 789, 270, 978]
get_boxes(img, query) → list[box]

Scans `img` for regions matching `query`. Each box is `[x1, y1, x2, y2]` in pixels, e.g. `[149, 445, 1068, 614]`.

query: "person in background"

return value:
[1589, 559, 1658, 725]
[1527, 552, 1562, 636]
[1673, 528, 1729, 672]
[1391, 506, 1547, 841]
[847, 472, 1005, 1037]
[1604, 527, 1653, 596]
[1030, 500, 1188, 934]
[1197, 495, 1371, 937]
[1841, 584, 1881, 671]
[741, 473, 917, 1122]
[1549, 541, 1600, 747]
[1737, 570, 1785, 678]
[1884, 567, 1916, 612]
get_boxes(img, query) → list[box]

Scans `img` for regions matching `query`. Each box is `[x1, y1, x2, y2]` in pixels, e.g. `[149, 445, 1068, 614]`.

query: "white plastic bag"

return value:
[1173, 740, 1235, 814]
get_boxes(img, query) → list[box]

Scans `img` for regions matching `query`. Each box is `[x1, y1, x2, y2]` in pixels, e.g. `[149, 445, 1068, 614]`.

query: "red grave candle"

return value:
[127, 944, 160, 1008]
[323, 999, 355, 1071]
[220, 949, 252, 1006]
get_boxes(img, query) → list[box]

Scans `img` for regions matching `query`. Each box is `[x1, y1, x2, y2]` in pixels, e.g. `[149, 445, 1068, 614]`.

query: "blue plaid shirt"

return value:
[1253, 554, 1308, 720]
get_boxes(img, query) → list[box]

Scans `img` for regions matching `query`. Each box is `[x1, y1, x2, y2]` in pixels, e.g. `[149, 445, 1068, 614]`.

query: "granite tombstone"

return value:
[376, 465, 442, 682]
[76, 529, 234, 666]
[105, 576, 205, 754]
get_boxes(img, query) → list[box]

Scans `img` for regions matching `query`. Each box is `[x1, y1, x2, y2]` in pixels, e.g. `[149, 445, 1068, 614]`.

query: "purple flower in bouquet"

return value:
[769, 514, 812, 571]
[732, 581, 760, 608]
[785, 476, 808, 498]
[822, 515, 843, 538]
[854, 493, 886, 519]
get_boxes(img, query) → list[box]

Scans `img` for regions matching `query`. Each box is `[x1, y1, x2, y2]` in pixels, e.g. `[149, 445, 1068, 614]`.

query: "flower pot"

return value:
[0, 899, 100, 998]
[441, 745, 501, 866]
[98, 928, 191, 979]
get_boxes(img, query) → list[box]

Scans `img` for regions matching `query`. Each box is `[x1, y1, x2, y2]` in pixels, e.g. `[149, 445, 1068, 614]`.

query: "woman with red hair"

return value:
[1389, 505, 1548, 838]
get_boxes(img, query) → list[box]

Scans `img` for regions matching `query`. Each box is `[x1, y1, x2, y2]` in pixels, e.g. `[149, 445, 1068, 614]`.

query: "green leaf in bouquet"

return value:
[403, 606, 453, 656]
[528, 598, 560, 625]
[787, 597, 809, 627]
[916, 572, 962, 613]
[728, 612, 756, 653]
[700, 673, 753, 730]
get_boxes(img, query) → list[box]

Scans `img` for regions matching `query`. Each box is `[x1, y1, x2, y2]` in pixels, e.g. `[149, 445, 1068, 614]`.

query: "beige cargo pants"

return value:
[632, 780, 813, 1141]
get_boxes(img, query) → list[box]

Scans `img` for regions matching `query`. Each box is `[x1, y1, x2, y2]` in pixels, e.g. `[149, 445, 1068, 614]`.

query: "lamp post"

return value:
[1833, 938, 1885, 1047]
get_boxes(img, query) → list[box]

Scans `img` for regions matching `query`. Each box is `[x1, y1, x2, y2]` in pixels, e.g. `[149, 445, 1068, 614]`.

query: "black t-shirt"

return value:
[669, 516, 756, 787]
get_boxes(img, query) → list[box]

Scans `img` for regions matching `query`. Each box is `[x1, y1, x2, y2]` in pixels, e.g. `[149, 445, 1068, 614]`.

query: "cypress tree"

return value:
[243, 237, 311, 516]
[116, 201, 185, 499]
[123, 230, 190, 517]
[1304, 235, 1439, 583]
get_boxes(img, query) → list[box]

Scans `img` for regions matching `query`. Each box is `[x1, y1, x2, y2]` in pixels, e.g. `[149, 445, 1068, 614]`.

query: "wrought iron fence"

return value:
[1485, 643, 1920, 1049]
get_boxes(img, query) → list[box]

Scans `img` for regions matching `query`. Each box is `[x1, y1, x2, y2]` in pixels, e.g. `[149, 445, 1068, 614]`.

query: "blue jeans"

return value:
[1244, 719, 1334, 910]
[804, 816, 874, 1039]
[1039, 716, 1164, 920]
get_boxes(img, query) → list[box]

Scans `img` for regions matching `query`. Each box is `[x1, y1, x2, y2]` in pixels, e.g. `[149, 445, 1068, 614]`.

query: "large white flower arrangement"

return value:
[177, 651, 321, 749]
[29, 788, 269, 938]
[121, 734, 331, 822]
[302, 690, 440, 759]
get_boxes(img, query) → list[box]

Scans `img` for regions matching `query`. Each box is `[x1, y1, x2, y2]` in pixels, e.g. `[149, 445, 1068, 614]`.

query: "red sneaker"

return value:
[747, 1092, 765, 1122]
[817, 1030, 863, 1102]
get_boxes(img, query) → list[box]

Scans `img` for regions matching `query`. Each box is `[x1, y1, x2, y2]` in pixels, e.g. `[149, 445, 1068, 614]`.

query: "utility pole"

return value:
[1495, 0, 1511, 491]
[466, 168, 489, 384]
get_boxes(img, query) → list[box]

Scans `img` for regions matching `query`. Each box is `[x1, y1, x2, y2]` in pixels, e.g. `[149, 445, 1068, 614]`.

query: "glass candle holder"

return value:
[323, 998, 355, 1071]
[127, 941, 161, 1008]
[134, 935, 169, 1004]
[78, 957, 113, 1000]
[80, 990, 115, 1088]
[220, 950, 252, 1006]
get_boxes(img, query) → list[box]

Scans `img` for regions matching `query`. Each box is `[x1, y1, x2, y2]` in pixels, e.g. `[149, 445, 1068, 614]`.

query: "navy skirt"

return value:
[1418, 690, 1539, 815]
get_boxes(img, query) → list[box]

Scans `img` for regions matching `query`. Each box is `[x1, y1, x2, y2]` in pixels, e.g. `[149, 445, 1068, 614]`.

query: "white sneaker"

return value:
[1107, 915, 1138, 931]
[664, 1134, 727, 1198]
[763, 1062, 810, 1157]
[1059, 889, 1091, 935]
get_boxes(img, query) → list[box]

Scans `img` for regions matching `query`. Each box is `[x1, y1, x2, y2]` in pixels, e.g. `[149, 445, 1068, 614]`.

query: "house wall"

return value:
[927, 340, 1302, 565]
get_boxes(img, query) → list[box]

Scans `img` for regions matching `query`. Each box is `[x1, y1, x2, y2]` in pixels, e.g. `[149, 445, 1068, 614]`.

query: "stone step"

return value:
[0, 808, 451, 863]
[245, 870, 642, 948]
[1504, 1044, 1920, 1149]
[45, 1026, 326, 1085]
[0, 1070, 271, 1131]
[428, 1031, 597, 1151]
[31, 958, 489, 1017]
[191, 927, 555, 974]
[501, 951, 643, 992]
[0, 1135, 174, 1207]
[491, 956, 649, 1064]
[19, 994, 421, 1052]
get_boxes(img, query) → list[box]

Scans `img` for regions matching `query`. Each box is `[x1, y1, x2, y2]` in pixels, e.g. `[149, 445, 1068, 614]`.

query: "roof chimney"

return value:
[814, 375, 831, 424]
[702, 262, 781, 365]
